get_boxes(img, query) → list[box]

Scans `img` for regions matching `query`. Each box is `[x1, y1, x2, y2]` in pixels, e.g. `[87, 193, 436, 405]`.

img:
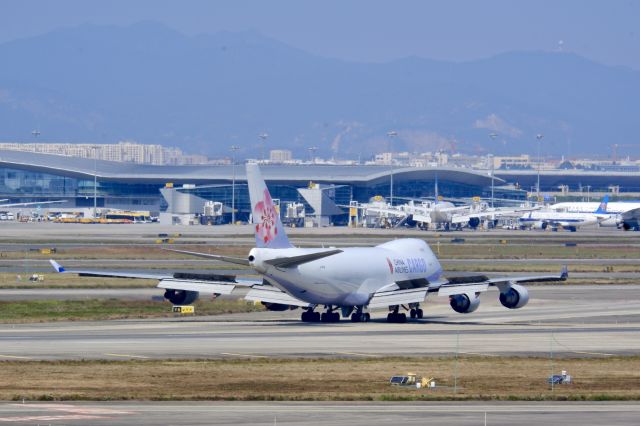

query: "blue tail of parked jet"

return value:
[594, 195, 609, 214]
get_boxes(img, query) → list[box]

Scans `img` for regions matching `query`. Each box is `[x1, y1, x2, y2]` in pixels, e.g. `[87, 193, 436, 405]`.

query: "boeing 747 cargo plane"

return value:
[51, 164, 567, 323]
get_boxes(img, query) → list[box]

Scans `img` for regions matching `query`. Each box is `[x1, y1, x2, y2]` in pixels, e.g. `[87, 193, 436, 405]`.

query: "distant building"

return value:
[269, 149, 293, 163]
[0, 141, 209, 165]
[493, 155, 531, 169]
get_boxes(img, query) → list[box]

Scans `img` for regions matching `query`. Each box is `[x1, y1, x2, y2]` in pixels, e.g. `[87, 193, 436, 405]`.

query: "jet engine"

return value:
[449, 293, 480, 314]
[599, 216, 621, 228]
[468, 217, 480, 229]
[532, 221, 547, 230]
[499, 284, 529, 309]
[164, 289, 199, 305]
[261, 302, 298, 311]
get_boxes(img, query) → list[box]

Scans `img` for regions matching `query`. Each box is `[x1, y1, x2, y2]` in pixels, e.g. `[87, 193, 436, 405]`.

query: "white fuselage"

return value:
[551, 202, 640, 214]
[518, 210, 600, 228]
[248, 238, 442, 306]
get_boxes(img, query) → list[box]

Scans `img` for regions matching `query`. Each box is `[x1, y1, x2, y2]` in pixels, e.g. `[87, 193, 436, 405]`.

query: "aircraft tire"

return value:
[416, 309, 424, 319]
[387, 313, 407, 323]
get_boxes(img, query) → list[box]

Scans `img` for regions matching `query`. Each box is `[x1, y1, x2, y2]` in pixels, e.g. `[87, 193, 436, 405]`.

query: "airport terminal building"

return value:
[0, 150, 513, 218]
[1, 149, 638, 222]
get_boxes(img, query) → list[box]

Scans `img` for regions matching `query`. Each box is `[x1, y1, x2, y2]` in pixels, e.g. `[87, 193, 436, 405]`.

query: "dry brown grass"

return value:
[1, 356, 639, 401]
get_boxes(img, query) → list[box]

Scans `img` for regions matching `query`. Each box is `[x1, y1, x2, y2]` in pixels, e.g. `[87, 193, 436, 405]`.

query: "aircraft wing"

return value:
[49, 259, 249, 296]
[364, 207, 408, 217]
[452, 207, 539, 224]
[485, 266, 568, 284]
[0, 200, 67, 207]
[368, 287, 429, 309]
[244, 284, 312, 308]
[49, 260, 172, 279]
[437, 267, 568, 297]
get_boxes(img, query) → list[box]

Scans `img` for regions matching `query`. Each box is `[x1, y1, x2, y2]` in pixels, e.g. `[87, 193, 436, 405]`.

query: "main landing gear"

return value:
[350, 307, 371, 323]
[387, 305, 407, 323]
[409, 306, 424, 319]
[387, 303, 424, 323]
[301, 306, 340, 323]
[301, 309, 320, 322]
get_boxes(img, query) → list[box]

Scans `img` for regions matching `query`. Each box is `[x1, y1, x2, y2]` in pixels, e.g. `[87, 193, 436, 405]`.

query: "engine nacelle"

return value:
[164, 289, 199, 305]
[449, 293, 480, 314]
[261, 302, 298, 311]
[599, 216, 620, 227]
[468, 217, 480, 229]
[499, 284, 529, 309]
[532, 221, 547, 230]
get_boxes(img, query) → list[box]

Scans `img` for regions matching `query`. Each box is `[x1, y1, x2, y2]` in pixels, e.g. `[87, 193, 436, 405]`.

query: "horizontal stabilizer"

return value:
[245, 286, 312, 308]
[264, 249, 343, 268]
[368, 288, 428, 309]
[164, 249, 250, 266]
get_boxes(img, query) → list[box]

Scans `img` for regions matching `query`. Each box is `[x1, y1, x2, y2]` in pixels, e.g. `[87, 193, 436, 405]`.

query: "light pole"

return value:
[536, 134, 544, 201]
[230, 145, 240, 225]
[91, 145, 98, 218]
[308, 146, 318, 164]
[259, 133, 268, 162]
[488, 133, 498, 208]
[386, 131, 397, 205]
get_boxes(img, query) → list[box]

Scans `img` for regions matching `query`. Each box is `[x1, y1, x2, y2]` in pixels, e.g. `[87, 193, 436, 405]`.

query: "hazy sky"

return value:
[1, 0, 639, 69]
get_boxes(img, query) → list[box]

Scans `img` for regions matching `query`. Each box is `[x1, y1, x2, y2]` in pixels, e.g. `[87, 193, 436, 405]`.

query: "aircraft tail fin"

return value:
[594, 195, 609, 214]
[246, 163, 293, 249]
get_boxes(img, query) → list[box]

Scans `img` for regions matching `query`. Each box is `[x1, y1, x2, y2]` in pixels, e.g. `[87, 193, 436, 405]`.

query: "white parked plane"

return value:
[50, 164, 567, 323]
[518, 196, 619, 231]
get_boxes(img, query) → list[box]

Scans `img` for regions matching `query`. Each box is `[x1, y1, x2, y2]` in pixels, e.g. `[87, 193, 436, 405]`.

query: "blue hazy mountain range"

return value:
[0, 21, 638, 159]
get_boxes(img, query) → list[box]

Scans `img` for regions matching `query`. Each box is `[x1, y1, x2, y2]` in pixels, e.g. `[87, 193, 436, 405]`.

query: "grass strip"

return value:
[0, 299, 264, 323]
[1, 356, 639, 401]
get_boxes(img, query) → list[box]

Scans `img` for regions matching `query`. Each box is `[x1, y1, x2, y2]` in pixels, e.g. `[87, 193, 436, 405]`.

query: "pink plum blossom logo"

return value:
[254, 189, 279, 245]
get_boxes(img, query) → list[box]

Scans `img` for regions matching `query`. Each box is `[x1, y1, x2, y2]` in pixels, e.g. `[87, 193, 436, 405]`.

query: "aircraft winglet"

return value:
[49, 259, 65, 273]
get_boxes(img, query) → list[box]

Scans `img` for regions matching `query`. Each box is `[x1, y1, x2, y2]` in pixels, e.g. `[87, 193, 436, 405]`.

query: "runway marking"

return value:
[220, 352, 268, 358]
[103, 353, 150, 359]
[0, 355, 33, 360]
[458, 351, 498, 357]
[0, 414, 106, 422]
[0, 403, 134, 422]
[334, 351, 381, 357]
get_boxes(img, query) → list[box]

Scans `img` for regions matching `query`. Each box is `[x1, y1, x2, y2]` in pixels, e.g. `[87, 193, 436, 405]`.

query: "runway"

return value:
[0, 402, 639, 425]
[1, 285, 639, 360]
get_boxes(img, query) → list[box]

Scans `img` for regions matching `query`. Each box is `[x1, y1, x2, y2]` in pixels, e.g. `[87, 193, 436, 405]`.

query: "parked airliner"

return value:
[51, 164, 567, 323]
[518, 196, 619, 231]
